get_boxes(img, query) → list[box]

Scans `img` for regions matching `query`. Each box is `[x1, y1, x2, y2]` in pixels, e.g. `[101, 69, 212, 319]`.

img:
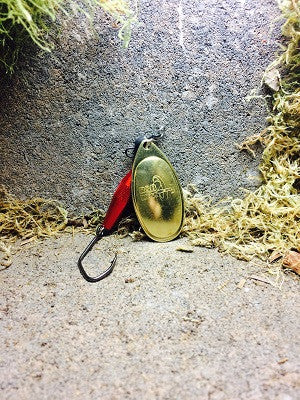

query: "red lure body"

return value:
[102, 170, 132, 231]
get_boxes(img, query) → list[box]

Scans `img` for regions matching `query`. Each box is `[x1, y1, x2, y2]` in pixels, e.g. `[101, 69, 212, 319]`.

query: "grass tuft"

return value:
[0, 0, 136, 73]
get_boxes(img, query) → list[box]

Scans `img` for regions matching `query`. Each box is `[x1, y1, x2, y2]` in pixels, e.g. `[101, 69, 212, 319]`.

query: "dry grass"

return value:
[183, 0, 300, 264]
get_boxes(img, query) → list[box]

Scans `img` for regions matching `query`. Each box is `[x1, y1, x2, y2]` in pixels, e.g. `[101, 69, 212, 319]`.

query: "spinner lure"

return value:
[78, 134, 184, 282]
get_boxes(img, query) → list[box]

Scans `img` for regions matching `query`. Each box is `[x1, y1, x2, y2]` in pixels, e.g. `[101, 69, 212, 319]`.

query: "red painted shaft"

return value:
[103, 170, 132, 231]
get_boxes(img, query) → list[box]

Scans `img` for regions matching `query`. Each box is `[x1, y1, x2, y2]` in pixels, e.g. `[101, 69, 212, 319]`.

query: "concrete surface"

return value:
[0, 1, 281, 214]
[0, 234, 299, 399]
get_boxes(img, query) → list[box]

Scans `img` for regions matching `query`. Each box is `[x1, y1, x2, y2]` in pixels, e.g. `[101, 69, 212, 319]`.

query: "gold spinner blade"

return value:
[132, 139, 184, 242]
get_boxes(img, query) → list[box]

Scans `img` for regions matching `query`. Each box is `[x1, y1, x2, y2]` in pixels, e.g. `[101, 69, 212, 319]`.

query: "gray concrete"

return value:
[0, 234, 299, 399]
[0, 0, 281, 214]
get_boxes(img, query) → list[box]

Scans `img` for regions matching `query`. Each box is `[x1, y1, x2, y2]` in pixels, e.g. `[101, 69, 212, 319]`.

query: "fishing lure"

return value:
[78, 133, 184, 282]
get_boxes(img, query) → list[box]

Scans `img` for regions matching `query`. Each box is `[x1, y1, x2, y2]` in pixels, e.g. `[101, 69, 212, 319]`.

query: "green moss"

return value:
[0, 0, 136, 73]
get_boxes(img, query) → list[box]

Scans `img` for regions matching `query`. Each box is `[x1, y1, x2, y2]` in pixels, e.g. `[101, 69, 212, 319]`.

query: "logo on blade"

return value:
[139, 175, 175, 201]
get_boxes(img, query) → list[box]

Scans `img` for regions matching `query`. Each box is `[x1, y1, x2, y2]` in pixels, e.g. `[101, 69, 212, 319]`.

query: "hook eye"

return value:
[124, 129, 164, 159]
[125, 147, 135, 158]
[147, 130, 164, 141]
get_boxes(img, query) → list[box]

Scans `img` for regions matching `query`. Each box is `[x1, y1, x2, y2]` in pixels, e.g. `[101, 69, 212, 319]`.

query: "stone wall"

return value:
[0, 0, 281, 214]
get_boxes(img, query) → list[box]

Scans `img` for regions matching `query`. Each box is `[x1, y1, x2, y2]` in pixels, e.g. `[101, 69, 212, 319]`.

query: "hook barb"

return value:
[77, 227, 117, 283]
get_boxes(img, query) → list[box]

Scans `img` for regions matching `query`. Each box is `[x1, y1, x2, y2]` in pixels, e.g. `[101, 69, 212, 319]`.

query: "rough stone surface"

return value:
[0, 235, 299, 399]
[0, 0, 281, 214]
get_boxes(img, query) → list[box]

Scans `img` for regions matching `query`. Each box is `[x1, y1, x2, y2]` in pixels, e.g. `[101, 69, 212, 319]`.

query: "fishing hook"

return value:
[77, 226, 117, 283]
[77, 170, 132, 283]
